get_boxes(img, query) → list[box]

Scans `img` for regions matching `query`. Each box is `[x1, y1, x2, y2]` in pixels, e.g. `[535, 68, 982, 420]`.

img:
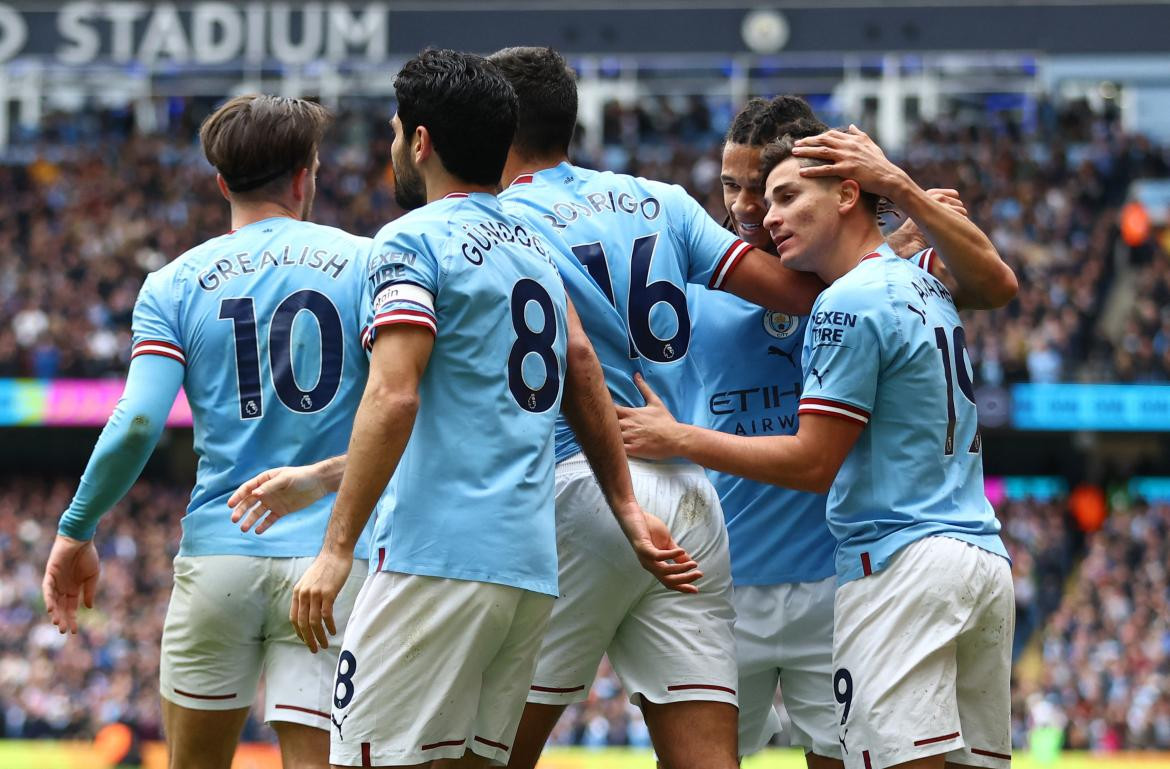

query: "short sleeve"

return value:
[913, 247, 937, 275]
[130, 271, 185, 365]
[797, 282, 885, 426]
[664, 183, 751, 290]
[361, 225, 441, 351]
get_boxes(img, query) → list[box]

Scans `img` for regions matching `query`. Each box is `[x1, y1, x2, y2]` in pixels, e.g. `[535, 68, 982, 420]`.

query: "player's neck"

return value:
[229, 202, 301, 230]
[819, 224, 885, 285]
[501, 151, 568, 187]
[423, 168, 497, 203]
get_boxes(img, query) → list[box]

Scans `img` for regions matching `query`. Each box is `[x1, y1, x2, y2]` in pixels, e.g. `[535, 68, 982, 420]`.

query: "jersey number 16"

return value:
[572, 233, 690, 363]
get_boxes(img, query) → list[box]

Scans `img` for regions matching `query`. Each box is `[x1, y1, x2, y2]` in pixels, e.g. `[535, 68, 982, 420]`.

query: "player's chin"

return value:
[736, 223, 773, 251]
[778, 244, 808, 271]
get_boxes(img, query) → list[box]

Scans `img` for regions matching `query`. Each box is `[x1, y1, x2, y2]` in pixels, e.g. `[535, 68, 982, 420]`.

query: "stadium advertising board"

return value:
[1011, 384, 1170, 431]
[0, 379, 192, 426]
[0, 2, 1166, 65]
[5, 379, 1170, 431]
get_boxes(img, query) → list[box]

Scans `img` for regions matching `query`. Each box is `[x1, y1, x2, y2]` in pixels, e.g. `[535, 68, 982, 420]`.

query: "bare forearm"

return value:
[725, 253, 826, 314]
[323, 389, 417, 553]
[890, 181, 1017, 309]
[313, 455, 348, 494]
[563, 346, 640, 517]
[674, 423, 831, 493]
[886, 220, 928, 257]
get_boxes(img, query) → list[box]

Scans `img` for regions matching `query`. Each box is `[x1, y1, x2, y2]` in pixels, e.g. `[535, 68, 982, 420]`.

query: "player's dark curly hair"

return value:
[394, 49, 518, 186]
[726, 96, 828, 147]
[488, 46, 578, 158]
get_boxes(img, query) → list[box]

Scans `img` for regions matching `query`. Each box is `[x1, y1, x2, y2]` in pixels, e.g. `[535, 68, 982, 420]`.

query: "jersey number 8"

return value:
[507, 279, 561, 413]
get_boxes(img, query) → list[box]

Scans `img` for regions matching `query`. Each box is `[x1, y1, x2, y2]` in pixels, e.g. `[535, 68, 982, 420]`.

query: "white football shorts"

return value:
[833, 535, 1014, 769]
[734, 576, 840, 759]
[160, 554, 367, 729]
[527, 454, 737, 709]
[329, 571, 554, 767]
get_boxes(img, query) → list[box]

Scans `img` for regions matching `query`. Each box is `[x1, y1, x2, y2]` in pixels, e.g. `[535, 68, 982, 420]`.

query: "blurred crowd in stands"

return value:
[12, 475, 1163, 752]
[1019, 497, 1170, 751]
[2, 96, 1170, 381]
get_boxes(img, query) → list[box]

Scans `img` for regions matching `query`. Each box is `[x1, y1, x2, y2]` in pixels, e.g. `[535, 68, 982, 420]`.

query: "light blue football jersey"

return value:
[362, 193, 568, 596]
[499, 162, 750, 463]
[685, 285, 836, 586]
[131, 216, 373, 558]
[797, 242, 1009, 584]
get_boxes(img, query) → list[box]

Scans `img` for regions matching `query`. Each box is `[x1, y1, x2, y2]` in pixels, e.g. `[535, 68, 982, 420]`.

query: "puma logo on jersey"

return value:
[767, 345, 796, 367]
[332, 711, 350, 740]
[810, 367, 827, 388]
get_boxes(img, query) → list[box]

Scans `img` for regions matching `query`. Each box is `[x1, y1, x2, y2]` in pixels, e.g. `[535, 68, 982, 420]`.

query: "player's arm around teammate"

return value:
[621, 373, 860, 493]
[237, 304, 704, 598]
[560, 299, 703, 591]
[229, 456, 346, 535]
[621, 125, 1019, 486]
[291, 323, 431, 653]
[792, 126, 1018, 309]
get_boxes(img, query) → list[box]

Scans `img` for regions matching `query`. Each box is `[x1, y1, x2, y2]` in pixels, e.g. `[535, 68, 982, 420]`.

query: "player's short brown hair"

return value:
[759, 129, 880, 216]
[488, 46, 578, 157]
[199, 94, 331, 200]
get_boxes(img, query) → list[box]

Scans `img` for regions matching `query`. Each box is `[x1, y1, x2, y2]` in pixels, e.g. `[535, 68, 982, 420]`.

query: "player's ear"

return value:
[290, 166, 311, 203]
[413, 125, 433, 165]
[215, 173, 232, 202]
[838, 178, 863, 216]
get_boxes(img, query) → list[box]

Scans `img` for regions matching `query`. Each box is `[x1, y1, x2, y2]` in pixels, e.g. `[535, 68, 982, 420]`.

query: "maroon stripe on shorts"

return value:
[474, 735, 510, 751]
[666, 683, 737, 695]
[361, 742, 371, 766]
[863, 750, 873, 769]
[421, 739, 465, 750]
[173, 687, 237, 701]
[530, 684, 586, 693]
[972, 747, 1012, 760]
[914, 732, 961, 746]
[273, 703, 329, 719]
[860, 552, 873, 576]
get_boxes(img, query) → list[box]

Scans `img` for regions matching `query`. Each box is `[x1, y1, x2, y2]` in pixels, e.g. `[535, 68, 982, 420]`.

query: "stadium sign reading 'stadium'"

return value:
[0, 1, 1167, 65]
[0, 2, 392, 65]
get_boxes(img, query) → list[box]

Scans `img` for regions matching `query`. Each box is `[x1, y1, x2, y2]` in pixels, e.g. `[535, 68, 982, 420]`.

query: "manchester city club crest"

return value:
[762, 311, 798, 339]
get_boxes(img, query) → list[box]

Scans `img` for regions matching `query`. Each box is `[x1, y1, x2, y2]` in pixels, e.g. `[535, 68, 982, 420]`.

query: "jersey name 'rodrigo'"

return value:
[540, 189, 662, 231]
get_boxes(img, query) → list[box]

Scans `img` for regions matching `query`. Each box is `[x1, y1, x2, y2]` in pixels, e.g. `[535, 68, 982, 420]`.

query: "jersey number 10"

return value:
[219, 290, 344, 419]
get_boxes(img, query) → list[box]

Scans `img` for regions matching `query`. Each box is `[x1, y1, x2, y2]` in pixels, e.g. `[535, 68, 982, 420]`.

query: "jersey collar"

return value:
[859, 241, 897, 263]
[508, 161, 574, 188]
[227, 215, 293, 236]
